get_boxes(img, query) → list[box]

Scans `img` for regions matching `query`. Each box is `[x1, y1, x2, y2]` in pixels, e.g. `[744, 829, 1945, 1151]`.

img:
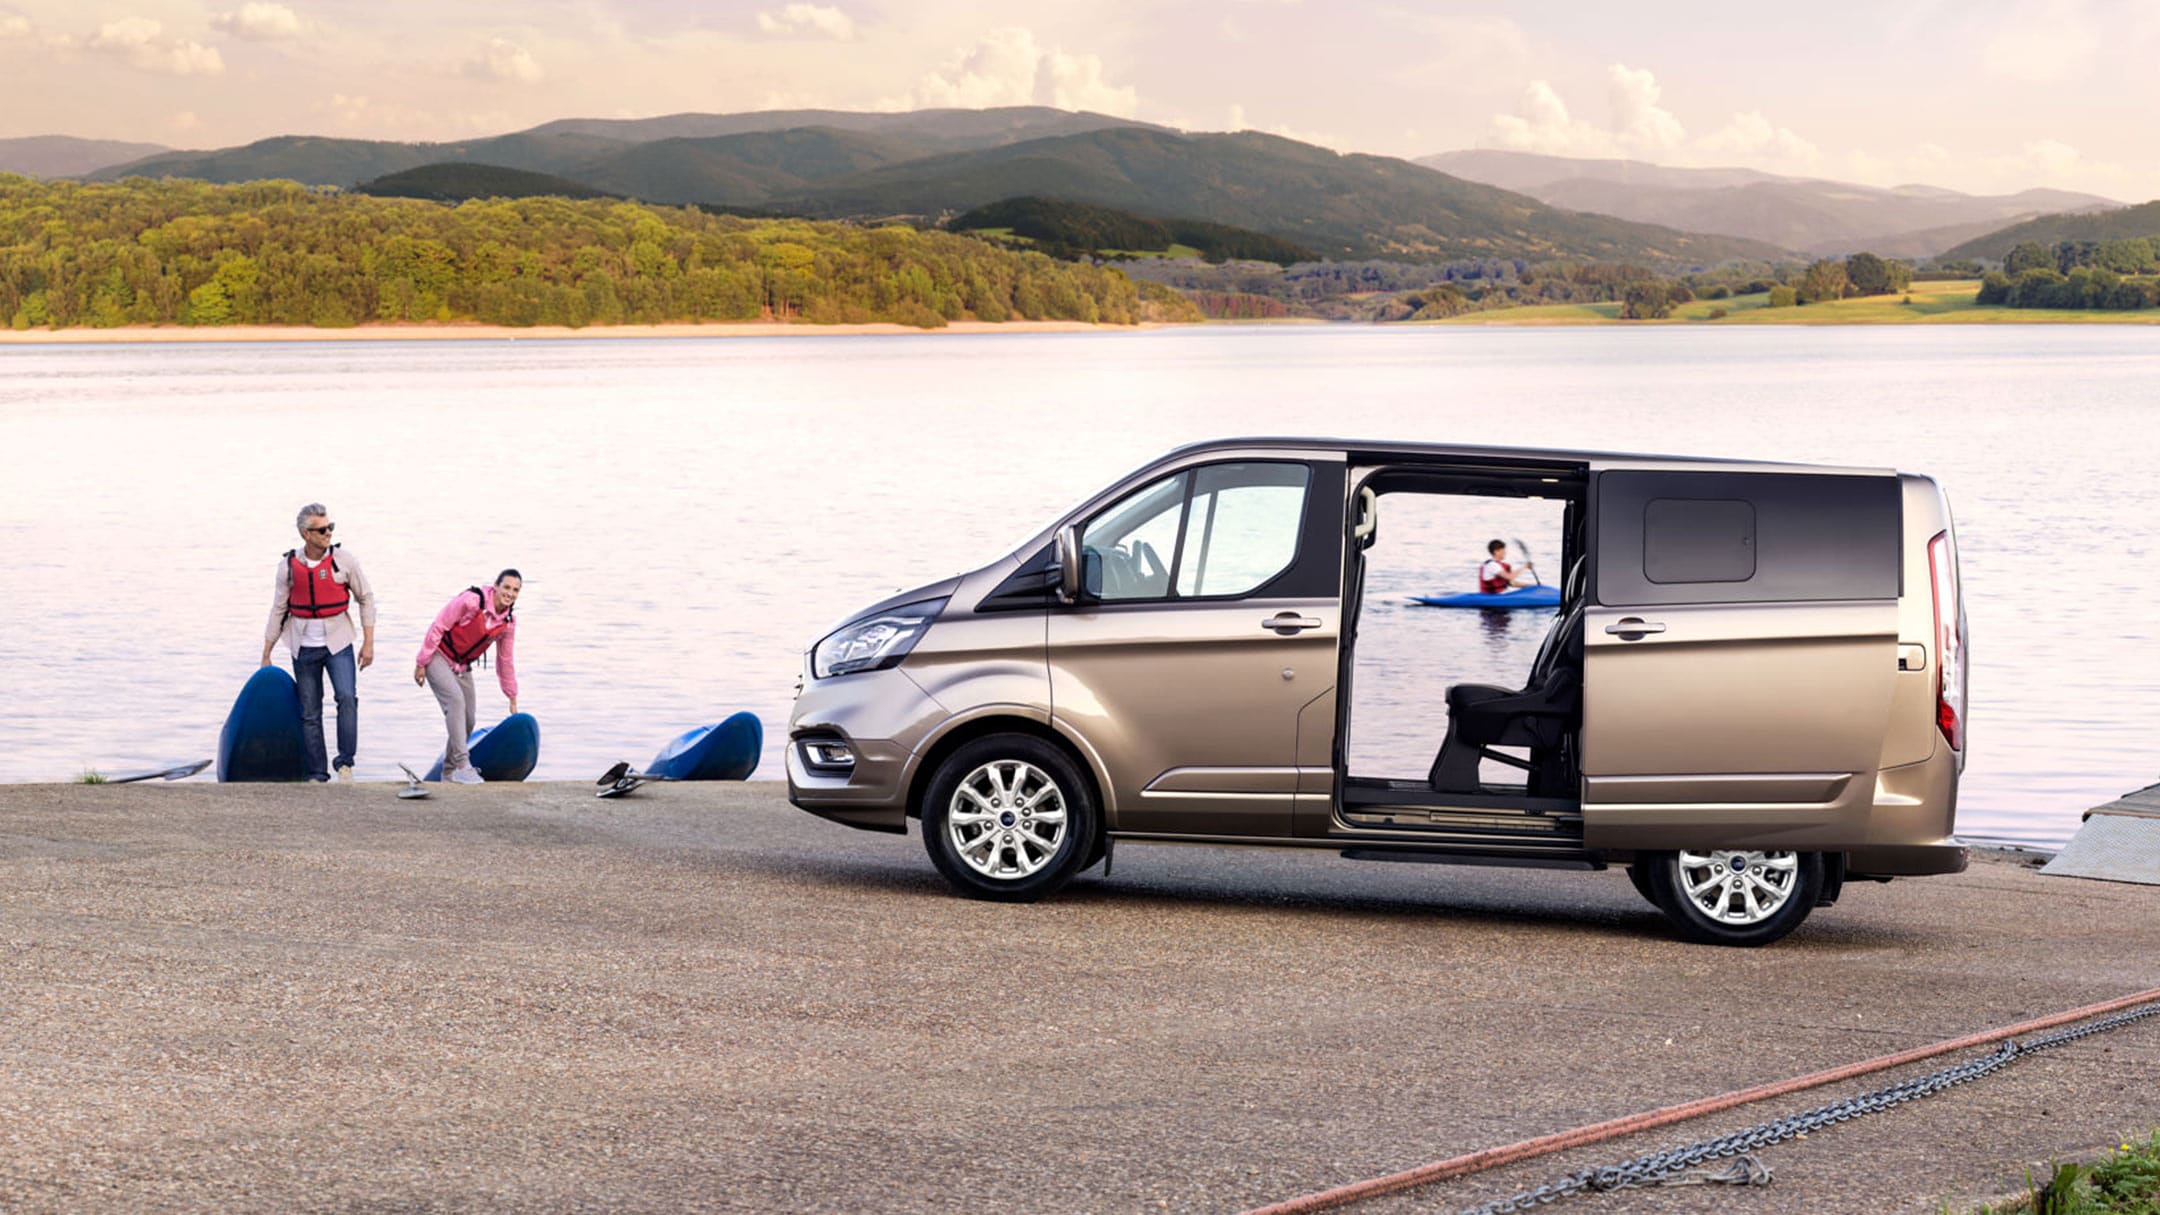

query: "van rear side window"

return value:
[1644, 498, 1756, 584]
[1597, 471, 1900, 605]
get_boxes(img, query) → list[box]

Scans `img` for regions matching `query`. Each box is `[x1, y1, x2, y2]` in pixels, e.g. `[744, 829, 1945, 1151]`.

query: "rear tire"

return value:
[922, 735, 1099, 903]
[1641, 849, 1823, 947]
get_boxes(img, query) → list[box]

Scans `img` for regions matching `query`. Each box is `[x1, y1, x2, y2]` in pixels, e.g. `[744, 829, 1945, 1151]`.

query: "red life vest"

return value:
[285, 547, 351, 619]
[439, 587, 512, 666]
[1479, 559, 1513, 595]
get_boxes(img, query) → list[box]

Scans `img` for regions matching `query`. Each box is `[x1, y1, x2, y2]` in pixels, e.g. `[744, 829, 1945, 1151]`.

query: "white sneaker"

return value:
[335, 764, 354, 782]
[448, 766, 484, 785]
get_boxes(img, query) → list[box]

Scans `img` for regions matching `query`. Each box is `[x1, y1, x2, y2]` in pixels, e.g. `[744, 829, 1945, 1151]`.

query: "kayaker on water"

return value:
[1478, 539, 1536, 594]
[262, 503, 376, 782]
[414, 571, 521, 784]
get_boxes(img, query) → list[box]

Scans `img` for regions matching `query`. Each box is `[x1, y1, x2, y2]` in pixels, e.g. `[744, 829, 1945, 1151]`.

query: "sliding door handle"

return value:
[1604, 617, 1666, 640]
[1262, 613, 1322, 634]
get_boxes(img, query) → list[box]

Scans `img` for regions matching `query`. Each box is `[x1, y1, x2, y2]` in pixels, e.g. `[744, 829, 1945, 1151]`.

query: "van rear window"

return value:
[1597, 471, 1899, 605]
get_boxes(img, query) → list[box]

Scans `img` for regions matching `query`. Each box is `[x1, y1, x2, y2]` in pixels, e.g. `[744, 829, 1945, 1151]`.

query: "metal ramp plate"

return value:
[2041, 782, 2160, 886]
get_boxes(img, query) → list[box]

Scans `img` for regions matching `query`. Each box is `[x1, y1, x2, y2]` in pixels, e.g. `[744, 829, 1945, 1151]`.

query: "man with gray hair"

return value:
[262, 503, 377, 782]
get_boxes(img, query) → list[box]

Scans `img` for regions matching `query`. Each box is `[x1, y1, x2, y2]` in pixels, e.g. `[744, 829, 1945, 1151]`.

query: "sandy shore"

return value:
[0, 318, 1145, 344]
[4, 780, 2155, 1213]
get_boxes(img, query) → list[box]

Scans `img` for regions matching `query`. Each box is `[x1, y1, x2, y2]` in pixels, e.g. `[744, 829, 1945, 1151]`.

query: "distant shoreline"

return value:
[0, 319, 1150, 344]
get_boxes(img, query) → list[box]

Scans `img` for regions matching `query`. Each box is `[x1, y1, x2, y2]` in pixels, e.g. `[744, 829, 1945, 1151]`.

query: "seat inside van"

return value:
[1429, 559, 1586, 797]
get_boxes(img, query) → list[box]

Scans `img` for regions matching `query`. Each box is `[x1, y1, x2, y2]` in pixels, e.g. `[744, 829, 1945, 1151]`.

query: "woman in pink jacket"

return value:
[413, 570, 521, 783]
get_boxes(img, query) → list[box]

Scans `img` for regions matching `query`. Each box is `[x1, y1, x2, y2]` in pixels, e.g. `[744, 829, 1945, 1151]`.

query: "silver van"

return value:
[788, 438, 1967, 945]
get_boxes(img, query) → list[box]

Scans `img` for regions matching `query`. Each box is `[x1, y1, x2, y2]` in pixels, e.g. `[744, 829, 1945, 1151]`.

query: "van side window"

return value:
[1644, 498, 1756, 584]
[1076, 462, 1314, 603]
[1175, 463, 1311, 597]
[1080, 473, 1188, 601]
[1597, 472, 1900, 606]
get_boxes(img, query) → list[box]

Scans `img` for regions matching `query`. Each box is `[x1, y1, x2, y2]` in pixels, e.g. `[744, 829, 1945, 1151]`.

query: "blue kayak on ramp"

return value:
[217, 666, 309, 782]
[1408, 585, 1562, 610]
[425, 712, 542, 782]
[647, 712, 763, 781]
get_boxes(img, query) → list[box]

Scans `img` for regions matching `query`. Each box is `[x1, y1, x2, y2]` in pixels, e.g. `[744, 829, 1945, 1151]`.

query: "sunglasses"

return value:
[304, 523, 335, 535]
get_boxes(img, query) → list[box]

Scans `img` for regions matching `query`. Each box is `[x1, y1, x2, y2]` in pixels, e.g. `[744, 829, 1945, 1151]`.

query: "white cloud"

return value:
[756, 4, 856, 41]
[211, 3, 303, 42]
[1605, 63, 1683, 153]
[1487, 66, 1830, 175]
[170, 109, 200, 132]
[892, 27, 1137, 117]
[1042, 49, 1137, 116]
[0, 12, 30, 39]
[1697, 110, 1821, 166]
[87, 17, 224, 76]
[1982, 0, 2098, 84]
[464, 37, 542, 83]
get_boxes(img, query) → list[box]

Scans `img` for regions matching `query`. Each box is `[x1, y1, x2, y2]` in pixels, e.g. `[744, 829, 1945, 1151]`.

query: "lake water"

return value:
[2, 325, 2154, 848]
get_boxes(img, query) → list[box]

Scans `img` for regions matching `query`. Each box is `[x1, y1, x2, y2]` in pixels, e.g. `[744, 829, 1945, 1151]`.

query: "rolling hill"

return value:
[84, 108, 1152, 190]
[87, 131, 632, 186]
[571, 127, 934, 206]
[776, 128, 1786, 265]
[0, 135, 170, 179]
[519, 106, 1154, 154]
[1938, 200, 2160, 263]
[353, 163, 616, 202]
[1421, 150, 2116, 258]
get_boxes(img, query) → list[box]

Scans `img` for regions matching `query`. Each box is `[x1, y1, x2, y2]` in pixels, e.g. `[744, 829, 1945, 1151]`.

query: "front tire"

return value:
[1640, 849, 1823, 947]
[922, 735, 1099, 903]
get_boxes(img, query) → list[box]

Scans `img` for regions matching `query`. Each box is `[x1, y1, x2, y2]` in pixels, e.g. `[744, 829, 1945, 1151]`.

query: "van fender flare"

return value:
[903, 707, 1117, 824]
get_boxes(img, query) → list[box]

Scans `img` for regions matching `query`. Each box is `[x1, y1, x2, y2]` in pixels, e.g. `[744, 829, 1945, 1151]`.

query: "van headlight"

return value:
[811, 599, 945, 678]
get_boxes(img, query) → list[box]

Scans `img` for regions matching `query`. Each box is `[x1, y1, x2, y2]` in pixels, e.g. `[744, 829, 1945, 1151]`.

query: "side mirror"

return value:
[1055, 525, 1082, 604]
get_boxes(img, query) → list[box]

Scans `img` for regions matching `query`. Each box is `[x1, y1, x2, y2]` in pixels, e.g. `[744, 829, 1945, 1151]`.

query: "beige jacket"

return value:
[265, 546, 378, 655]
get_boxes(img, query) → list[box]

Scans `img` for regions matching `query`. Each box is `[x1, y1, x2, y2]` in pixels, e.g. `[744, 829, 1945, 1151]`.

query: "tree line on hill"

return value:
[948, 197, 1315, 266]
[1964, 237, 2160, 310]
[0, 176, 1199, 331]
[1120, 250, 1918, 321]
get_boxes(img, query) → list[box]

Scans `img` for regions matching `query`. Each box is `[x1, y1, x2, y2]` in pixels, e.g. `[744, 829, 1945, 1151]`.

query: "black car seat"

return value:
[1429, 559, 1587, 796]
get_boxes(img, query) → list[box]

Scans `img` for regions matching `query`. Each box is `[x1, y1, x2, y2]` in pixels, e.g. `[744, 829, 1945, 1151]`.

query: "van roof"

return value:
[1159, 435, 1892, 476]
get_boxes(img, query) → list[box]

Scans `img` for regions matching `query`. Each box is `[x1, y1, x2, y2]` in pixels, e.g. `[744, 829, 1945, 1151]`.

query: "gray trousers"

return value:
[425, 654, 479, 772]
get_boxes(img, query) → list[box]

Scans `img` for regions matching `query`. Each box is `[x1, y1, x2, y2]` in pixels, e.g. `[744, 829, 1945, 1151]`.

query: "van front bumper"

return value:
[785, 664, 945, 835]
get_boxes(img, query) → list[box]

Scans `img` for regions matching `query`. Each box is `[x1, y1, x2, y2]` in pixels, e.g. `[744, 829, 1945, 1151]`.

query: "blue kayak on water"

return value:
[217, 666, 309, 782]
[1408, 585, 1562, 610]
[426, 712, 542, 782]
[647, 712, 763, 781]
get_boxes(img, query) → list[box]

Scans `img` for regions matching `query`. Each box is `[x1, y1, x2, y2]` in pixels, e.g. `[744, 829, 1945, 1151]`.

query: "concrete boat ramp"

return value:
[2, 781, 2156, 1213]
[2042, 781, 2160, 886]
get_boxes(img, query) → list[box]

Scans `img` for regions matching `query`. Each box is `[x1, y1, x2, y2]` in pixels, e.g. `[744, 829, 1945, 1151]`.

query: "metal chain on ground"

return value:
[1455, 1000, 2160, 1215]
[1637, 1153, 1772, 1189]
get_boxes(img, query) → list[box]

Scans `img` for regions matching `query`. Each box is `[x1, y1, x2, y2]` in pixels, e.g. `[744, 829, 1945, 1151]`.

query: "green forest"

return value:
[0, 176, 1198, 330]
[950, 196, 1315, 266]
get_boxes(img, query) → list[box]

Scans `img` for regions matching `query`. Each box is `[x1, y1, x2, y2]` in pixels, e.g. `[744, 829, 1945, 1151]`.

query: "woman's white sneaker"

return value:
[448, 767, 485, 785]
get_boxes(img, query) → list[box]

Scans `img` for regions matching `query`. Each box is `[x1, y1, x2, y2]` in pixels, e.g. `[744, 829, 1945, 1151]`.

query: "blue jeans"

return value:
[294, 644, 358, 780]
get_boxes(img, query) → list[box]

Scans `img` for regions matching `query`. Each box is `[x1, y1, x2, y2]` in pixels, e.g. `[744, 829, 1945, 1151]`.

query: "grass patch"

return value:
[76, 767, 106, 784]
[1439, 280, 2160, 326]
[1967, 1130, 2160, 1213]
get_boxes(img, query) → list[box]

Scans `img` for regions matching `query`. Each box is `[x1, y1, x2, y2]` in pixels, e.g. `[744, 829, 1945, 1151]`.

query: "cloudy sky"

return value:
[3, 0, 2157, 199]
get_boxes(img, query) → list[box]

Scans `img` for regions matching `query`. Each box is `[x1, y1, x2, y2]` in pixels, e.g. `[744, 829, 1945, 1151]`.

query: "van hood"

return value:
[816, 575, 964, 640]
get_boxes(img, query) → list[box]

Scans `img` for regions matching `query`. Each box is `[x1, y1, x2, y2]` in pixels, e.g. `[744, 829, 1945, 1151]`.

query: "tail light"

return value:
[1927, 530, 1966, 754]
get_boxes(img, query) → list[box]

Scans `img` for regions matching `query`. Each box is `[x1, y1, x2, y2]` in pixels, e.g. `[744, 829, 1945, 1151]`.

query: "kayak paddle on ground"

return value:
[397, 763, 431, 800]
[102, 759, 212, 784]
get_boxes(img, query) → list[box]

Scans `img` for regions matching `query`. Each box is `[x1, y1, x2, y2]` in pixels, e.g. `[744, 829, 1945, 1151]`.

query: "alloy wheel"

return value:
[1675, 850, 1800, 925]
[944, 760, 1068, 881]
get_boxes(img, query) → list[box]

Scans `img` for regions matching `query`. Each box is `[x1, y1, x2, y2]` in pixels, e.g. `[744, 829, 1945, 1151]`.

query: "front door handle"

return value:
[1604, 617, 1667, 639]
[1263, 613, 1322, 635]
